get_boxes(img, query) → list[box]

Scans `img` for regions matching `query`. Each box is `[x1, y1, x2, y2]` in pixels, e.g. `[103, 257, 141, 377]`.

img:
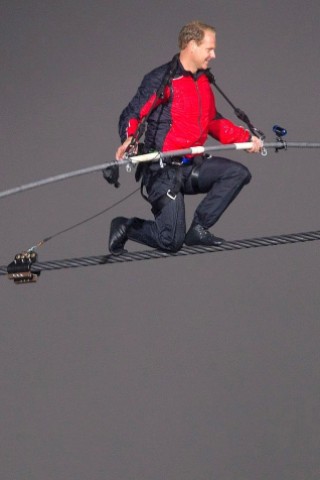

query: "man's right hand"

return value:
[115, 136, 134, 160]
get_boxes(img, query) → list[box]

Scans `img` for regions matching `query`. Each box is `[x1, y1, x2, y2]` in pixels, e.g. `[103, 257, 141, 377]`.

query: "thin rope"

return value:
[30, 186, 140, 250]
[1, 229, 319, 277]
[1, 142, 320, 199]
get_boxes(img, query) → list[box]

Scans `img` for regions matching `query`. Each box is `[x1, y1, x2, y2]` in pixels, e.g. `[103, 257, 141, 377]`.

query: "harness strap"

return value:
[141, 155, 207, 215]
[190, 164, 201, 193]
[148, 165, 183, 216]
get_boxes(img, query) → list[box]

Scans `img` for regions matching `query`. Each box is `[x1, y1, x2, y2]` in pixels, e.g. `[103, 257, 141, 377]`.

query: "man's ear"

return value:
[189, 39, 197, 52]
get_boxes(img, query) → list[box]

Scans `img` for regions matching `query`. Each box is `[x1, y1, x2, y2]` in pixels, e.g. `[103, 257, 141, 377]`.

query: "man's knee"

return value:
[240, 165, 252, 185]
[227, 163, 252, 185]
[154, 194, 186, 252]
[158, 228, 185, 252]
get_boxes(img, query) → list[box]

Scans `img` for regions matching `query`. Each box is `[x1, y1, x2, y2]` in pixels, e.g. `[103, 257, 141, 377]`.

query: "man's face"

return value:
[191, 30, 216, 70]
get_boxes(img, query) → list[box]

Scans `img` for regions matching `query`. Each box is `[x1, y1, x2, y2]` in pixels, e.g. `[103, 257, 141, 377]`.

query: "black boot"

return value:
[185, 222, 225, 246]
[109, 217, 131, 255]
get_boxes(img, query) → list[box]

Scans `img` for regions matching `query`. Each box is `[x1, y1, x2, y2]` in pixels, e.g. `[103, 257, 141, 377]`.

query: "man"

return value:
[109, 21, 262, 255]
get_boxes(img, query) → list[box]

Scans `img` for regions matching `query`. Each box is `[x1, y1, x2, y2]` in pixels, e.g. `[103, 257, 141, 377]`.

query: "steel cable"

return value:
[1, 229, 320, 277]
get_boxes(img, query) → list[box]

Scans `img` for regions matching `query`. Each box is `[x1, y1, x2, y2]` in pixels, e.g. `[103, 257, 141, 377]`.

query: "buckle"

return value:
[170, 155, 184, 166]
[167, 189, 177, 200]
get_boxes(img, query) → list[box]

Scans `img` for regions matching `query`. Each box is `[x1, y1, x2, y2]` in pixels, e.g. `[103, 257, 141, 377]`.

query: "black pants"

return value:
[128, 156, 252, 252]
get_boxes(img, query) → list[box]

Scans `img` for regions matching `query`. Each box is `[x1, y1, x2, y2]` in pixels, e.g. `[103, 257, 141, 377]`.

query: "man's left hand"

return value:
[247, 135, 263, 153]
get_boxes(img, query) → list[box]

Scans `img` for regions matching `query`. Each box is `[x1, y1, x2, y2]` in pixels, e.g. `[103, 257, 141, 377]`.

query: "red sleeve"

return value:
[119, 62, 172, 142]
[126, 86, 170, 138]
[208, 117, 251, 144]
[126, 118, 139, 138]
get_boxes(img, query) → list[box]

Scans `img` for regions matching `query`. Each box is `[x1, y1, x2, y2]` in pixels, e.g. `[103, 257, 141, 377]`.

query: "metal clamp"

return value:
[7, 251, 40, 284]
[273, 124, 288, 153]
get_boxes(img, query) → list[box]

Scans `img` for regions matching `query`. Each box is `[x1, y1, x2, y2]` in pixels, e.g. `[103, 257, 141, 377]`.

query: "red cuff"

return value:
[126, 118, 139, 138]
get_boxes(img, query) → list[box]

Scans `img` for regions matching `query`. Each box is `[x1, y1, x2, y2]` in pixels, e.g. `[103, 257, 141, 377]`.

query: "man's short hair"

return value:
[178, 21, 216, 50]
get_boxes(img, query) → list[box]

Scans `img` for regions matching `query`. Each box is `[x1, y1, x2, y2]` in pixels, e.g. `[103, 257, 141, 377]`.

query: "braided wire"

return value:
[1, 229, 320, 277]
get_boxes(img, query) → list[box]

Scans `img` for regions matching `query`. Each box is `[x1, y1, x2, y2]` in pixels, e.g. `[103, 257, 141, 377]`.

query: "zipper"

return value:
[194, 79, 203, 138]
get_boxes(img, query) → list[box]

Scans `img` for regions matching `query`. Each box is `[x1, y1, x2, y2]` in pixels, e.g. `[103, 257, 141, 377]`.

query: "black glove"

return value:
[102, 165, 120, 188]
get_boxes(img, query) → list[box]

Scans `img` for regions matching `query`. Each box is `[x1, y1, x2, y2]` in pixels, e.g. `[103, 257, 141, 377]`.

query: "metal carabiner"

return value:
[260, 146, 268, 157]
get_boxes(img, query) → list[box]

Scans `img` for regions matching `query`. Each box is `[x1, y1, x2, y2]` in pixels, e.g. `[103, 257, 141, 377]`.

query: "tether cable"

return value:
[208, 72, 266, 140]
[1, 228, 319, 277]
[1, 142, 320, 200]
[28, 186, 140, 251]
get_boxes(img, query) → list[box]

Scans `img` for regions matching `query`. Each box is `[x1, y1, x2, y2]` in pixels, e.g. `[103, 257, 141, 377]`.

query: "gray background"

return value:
[1, 1, 319, 479]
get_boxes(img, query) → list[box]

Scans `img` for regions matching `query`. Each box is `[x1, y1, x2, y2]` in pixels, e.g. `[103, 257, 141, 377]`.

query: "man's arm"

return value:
[118, 66, 171, 144]
[208, 114, 262, 153]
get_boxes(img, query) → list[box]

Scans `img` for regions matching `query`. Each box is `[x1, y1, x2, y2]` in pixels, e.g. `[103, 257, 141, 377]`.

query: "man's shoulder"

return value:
[143, 55, 182, 81]
[144, 59, 174, 78]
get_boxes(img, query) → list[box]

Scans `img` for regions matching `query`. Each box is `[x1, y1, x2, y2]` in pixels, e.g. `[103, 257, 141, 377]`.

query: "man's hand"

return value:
[115, 136, 134, 160]
[247, 135, 263, 153]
